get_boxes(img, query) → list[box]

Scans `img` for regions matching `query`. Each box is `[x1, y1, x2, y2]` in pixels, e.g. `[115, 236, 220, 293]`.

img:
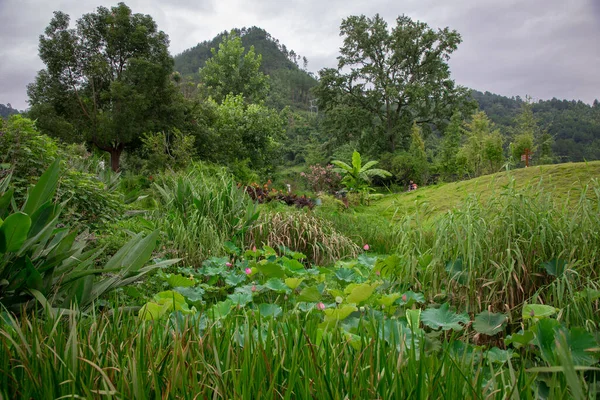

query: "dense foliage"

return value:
[5, 5, 600, 398]
[27, 3, 182, 171]
[174, 26, 317, 110]
[313, 14, 474, 154]
[473, 90, 600, 162]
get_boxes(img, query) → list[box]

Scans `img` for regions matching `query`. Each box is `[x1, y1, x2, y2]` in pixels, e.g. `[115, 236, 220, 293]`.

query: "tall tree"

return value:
[27, 3, 179, 171]
[313, 14, 473, 153]
[439, 111, 464, 180]
[199, 31, 269, 104]
[510, 100, 538, 166]
[458, 111, 504, 177]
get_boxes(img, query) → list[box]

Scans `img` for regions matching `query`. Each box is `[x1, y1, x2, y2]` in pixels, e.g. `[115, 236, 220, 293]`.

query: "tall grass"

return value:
[2, 307, 592, 399]
[321, 178, 600, 323]
[151, 163, 258, 266]
[247, 210, 360, 265]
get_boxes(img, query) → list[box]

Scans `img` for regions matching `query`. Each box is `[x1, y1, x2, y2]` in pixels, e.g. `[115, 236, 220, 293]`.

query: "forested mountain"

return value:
[472, 90, 600, 162]
[174, 27, 317, 110]
[0, 103, 20, 118]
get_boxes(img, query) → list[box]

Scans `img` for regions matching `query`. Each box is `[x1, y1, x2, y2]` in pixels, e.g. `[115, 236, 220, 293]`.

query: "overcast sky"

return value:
[1, 0, 599, 110]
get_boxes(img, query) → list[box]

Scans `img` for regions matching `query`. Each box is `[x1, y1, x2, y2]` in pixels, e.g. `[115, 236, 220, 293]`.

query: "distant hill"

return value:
[471, 90, 600, 162]
[174, 27, 317, 110]
[0, 103, 20, 118]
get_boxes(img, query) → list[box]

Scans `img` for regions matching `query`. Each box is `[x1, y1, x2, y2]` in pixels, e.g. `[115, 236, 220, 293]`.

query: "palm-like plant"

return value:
[331, 151, 391, 192]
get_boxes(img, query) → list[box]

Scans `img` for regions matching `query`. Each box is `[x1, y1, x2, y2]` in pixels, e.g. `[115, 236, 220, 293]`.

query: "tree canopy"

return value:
[199, 31, 269, 104]
[313, 14, 474, 153]
[27, 2, 180, 171]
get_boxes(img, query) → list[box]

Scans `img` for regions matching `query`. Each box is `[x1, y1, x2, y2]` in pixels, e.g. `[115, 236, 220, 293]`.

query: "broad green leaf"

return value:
[523, 304, 558, 320]
[0, 212, 31, 253]
[375, 254, 401, 276]
[397, 291, 425, 306]
[282, 257, 305, 272]
[175, 286, 205, 305]
[406, 308, 422, 330]
[345, 282, 379, 305]
[27, 201, 55, 238]
[167, 274, 195, 288]
[505, 330, 534, 348]
[264, 278, 291, 293]
[23, 158, 60, 216]
[323, 305, 357, 323]
[119, 230, 160, 274]
[139, 302, 163, 320]
[351, 150, 361, 171]
[334, 268, 356, 282]
[284, 277, 304, 290]
[566, 327, 599, 366]
[445, 258, 468, 285]
[485, 347, 516, 364]
[256, 261, 285, 278]
[0, 188, 13, 216]
[473, 311, 508, 336]
[228, 292, 253, 306]
[297, 286, 321, 302]
[225, 273, 246, 286]
[421, 303, 469, 331]
[262, 245, 277, 257]
[541, 259, 568, 277]
[377, 293, 401, 307]
[258, 303, 282, 318]
[223, 241, 240, 255]
[533, 318, 561, 365]
[210, 299, 234, 319]
[24, 256, 42, 291]
[154, 290, 186, 305]
[297, 302, 317, 312]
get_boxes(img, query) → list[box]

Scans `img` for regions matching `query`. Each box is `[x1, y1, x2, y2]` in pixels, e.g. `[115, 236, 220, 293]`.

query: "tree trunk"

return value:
[109, 144, 124, 172]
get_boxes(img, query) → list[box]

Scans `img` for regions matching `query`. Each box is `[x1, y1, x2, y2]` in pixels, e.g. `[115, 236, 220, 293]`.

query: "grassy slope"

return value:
[372, 161, 600, 220]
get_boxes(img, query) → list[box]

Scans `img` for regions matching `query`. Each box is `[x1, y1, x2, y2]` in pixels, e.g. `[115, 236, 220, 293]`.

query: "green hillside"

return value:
[174, 27, 317, 110]
[373, 161, 600, 220]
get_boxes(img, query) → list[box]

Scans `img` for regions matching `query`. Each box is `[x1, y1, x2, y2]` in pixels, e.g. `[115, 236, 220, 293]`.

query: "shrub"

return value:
[151, 163, 258, 266]
[0, 160, 178, 312]
[0, 116, 122, 228]
[301, 164, 341, 193]
[141, 129, 196, 172]
[246, 210, 360, 265]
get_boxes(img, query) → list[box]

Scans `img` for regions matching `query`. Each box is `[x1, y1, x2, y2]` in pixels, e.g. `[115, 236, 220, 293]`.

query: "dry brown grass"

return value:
[246, 210, 360, 265]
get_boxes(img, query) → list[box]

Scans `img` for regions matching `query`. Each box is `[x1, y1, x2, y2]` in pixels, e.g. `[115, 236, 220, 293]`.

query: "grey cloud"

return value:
[1, 0, 598, 109]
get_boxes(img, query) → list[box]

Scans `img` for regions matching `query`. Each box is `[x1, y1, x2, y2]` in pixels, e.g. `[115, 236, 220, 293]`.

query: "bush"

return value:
[0, 160, 178, 312]
[141, 129, 196, 172]
[150, 163, 258, 267]
[380, 151, 429, 186]
[246, 210, 360, 265]
[301, 164, 341, 193]
[0, 116, 122, 228]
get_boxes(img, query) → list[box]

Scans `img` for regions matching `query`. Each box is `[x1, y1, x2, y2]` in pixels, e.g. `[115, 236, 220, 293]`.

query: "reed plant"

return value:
[151, 163, 258, 266]
[3, 306, 594, 399]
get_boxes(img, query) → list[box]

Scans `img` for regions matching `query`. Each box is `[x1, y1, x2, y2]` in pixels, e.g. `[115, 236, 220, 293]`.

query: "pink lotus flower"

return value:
[252, 246, 257, 252]
[226, 262, 233, 268]
[316, 302, 326, 310]
[245, 268, 252, 275]
[251, 285, 257, 292]
[402, 294, 408, 302]
[363, 244, 370, 251]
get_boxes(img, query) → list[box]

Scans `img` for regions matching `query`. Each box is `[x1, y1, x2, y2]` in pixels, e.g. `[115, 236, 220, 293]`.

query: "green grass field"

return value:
[372, 161, 600, 220]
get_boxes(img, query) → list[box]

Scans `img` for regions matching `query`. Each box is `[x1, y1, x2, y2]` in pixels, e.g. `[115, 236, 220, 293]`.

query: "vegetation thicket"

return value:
[1, 3, 600, 398]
